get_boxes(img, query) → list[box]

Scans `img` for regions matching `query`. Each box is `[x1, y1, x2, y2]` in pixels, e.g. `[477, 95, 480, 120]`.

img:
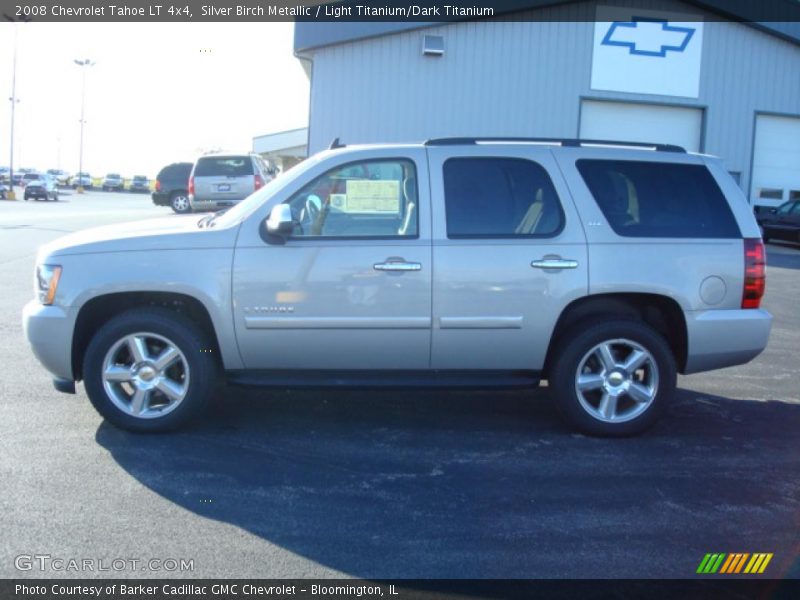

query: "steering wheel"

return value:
[305, 196, 321, 224]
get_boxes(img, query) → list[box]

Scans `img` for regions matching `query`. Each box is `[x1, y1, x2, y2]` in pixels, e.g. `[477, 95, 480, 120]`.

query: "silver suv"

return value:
[189, 153, 274, 212]
[23, 138, 772, 436]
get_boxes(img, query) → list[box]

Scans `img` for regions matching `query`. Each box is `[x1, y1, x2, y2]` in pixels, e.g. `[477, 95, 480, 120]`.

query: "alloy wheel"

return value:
[574, 338, 659, 423]
[101, 332, 190, 419]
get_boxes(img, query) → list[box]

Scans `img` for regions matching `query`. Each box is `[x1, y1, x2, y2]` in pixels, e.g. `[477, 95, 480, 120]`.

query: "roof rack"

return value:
[423, 137, 686, 153]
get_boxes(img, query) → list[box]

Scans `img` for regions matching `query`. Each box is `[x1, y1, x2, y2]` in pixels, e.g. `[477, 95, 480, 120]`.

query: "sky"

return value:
[0, 22, 310, 178]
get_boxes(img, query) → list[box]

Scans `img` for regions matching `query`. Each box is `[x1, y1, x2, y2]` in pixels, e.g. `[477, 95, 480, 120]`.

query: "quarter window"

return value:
[443, 158, 564, 238]
[577, 160, 741, 238]
[286, 159, 418, 238]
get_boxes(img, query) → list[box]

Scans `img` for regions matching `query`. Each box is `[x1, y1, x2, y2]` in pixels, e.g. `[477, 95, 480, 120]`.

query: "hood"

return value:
[40, 215, 239, 258]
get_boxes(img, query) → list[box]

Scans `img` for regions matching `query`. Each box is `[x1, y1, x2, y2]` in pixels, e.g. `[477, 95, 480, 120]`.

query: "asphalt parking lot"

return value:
[0, 190, 798, 580]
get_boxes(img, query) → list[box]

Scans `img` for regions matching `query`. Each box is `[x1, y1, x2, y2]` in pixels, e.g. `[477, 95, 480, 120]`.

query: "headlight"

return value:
[35, 265, 62, 305]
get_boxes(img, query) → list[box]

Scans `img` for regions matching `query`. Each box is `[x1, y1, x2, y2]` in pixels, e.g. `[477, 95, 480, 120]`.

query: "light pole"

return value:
[74, 58, 94, 193]
[6, 19, 23, 200]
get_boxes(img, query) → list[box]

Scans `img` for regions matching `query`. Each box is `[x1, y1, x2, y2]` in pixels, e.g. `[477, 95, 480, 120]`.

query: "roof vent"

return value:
[422, 35, 444, 57]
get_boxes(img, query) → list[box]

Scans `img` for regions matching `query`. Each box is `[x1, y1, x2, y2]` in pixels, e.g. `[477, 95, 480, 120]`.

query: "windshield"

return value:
[205, 153, 328, 229]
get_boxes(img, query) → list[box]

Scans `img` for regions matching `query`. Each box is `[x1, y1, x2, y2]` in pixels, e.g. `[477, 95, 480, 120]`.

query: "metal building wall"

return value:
[305, 0, 800, 194]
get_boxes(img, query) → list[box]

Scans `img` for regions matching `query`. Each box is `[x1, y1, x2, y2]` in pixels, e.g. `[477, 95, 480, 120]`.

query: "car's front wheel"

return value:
[170, 192, 191, 214]
[549, 319, 676, 437]
[83, 308, 218, 432]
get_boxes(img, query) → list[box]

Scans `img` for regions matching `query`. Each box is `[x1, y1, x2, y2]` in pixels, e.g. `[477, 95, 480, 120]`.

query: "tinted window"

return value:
[577, 160, 740, 238]
[286, 159, 418, 238]
[194, 156, 253, 177]
[443, 158, 564, 238]
[158, 164, 191, 181]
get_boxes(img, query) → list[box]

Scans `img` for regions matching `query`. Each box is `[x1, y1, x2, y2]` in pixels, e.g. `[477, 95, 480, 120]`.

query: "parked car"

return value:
[188, 153, 274, 212]
[102, 173, 125, 192]
[72, 172, 93, 189]
[757, 199, 800, 244]
[47, 169, 71, 186]
[23, 138, 771, 436]
[129, 175, 150, 193]
[23, 175, 59, 201]
[0, 179, 8, 199]
[21, 172, 44, 188]
[11, 173, 24, 186]
[152, 162, 193, 214]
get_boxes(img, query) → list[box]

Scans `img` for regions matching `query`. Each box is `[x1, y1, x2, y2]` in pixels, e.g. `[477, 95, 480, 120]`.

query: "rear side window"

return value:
[576, 160, 740, 238]
[194, 157, 253, 177]
[443, 158, 564, 238]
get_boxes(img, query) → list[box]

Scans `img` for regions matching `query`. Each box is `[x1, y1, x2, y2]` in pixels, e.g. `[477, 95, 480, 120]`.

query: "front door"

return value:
[232, 152, 432, 370]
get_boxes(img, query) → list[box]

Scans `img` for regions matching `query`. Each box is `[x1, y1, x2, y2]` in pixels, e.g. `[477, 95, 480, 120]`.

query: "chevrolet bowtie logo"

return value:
[602, 18, 696, 57]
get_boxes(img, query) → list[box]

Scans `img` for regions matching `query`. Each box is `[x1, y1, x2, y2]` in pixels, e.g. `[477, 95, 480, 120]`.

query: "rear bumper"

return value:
[22, 300, 75, 382]
[151, 191, 169, 206]
[684, 308, 772, 374]
[189, 196, 243, 211]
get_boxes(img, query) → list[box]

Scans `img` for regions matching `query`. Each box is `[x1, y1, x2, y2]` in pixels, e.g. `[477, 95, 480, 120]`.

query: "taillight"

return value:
[188, 176, 194, 196]
[155, 179, 161, 192]
[254, 174, 264, 190]
[742, 238, 766, 309]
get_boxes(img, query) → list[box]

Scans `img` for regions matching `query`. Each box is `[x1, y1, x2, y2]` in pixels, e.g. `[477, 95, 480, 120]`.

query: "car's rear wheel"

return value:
[549, 319, 676, 437]
[83, 308, 218, 432]
[170, 192, 191, 214]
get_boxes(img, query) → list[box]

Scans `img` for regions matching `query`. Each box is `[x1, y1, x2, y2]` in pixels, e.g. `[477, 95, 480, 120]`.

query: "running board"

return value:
[226, 369, 541, 390]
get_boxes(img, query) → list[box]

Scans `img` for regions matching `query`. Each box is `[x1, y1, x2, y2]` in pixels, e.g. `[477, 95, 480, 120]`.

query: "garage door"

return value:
[580, 100, 703, 152]
[751, 114, 800, 208]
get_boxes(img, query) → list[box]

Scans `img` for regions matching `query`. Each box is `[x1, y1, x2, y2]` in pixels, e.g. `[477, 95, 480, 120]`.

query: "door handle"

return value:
[374, 260, 422, 272]
[531, 258, 579, 270]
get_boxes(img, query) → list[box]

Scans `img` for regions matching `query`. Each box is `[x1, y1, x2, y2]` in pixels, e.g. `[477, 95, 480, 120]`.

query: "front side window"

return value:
[286, 159, 418, 238]
[443, 157, 564, 238]
[577, 160, 741, 238]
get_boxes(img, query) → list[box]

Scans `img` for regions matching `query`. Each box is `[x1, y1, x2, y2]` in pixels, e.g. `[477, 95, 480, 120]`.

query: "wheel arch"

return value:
[72, 291, 225, 381]
[543, 293, 688, 377]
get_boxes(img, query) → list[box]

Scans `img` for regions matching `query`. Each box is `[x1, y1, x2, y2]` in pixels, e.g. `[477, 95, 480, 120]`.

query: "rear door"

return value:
[427, 145, 588, 371]
[194, 156, 254, 203]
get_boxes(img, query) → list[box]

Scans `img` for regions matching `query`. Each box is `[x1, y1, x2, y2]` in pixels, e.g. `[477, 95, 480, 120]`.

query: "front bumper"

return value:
[22, 300, 75, 382]
[684, 308, 773, 374]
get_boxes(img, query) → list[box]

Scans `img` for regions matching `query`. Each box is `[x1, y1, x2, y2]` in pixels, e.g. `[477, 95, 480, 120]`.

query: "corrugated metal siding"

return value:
[306, 0, 800, 195]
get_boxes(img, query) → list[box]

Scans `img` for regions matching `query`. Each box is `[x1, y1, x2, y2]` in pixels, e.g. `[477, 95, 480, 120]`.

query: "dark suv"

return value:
[152, 162, 193, 214]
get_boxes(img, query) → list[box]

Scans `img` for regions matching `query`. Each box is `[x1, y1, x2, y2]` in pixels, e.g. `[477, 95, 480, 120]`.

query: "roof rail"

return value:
[423, 137, 686, 153]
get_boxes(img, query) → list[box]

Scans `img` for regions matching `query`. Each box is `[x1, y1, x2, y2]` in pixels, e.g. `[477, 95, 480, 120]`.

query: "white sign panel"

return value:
[591, 5, 704, 98]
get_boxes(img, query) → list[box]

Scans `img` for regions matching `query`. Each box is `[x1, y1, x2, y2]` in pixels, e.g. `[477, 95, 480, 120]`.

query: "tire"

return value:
[82, 307, 218, 432]
[170, 192, 191, 214]
[549, 319, 676, 437]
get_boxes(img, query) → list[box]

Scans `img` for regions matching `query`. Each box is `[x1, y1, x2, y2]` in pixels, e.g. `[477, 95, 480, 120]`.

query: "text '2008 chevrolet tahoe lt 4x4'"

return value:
[23, 138, 772, 436]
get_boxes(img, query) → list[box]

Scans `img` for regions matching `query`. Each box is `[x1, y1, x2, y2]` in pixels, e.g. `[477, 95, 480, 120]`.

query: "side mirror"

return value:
[266, 204, 295, 239]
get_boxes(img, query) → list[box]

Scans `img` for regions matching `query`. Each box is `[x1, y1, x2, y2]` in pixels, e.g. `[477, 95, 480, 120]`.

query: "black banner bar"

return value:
[2, 0, 800, 23]
[2, 579, 800, 600]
